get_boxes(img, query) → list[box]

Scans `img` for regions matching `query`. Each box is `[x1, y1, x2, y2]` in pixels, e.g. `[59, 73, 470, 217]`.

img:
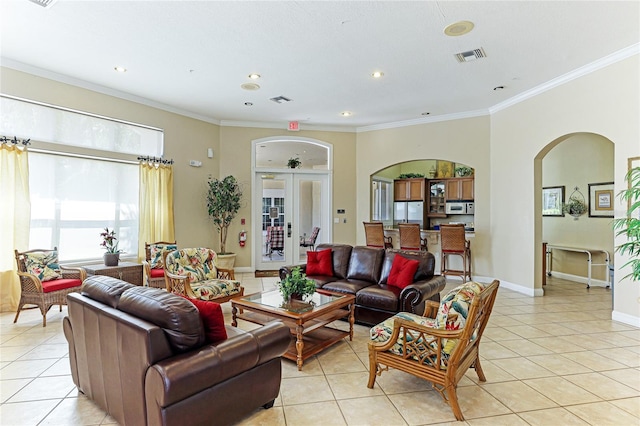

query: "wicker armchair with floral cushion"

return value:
[164, 247, 243, 302]
[368, 280, 499, 421]
[14, 247, 86, 327]
[142, 241, 177, 288]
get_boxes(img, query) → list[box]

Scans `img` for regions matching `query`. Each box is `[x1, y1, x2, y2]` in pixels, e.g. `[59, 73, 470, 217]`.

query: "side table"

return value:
[83, 262, 144, 286]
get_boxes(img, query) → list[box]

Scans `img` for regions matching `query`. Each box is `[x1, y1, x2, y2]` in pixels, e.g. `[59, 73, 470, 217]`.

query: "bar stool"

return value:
[440, 224, 471, 282]
[363, 221, 393, 249]
[398, 223, 427, 251]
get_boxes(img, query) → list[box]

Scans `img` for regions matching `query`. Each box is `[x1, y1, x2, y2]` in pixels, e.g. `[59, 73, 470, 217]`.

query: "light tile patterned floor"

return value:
[0, 276, 638, 425]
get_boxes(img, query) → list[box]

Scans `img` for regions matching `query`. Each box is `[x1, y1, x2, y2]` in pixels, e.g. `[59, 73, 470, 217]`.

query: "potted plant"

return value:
[100, 227, 122, 266]
[614, 166, 640, 281]
[563, 195, 587, 219]
[455, 166, 473, 177]
[277, 266, 316, 300]
[206, 175, 243, 268]
[287, 157, 302, 169]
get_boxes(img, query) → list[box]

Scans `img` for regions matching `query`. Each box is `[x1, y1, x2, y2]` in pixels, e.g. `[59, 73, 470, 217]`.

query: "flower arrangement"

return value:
[563, 196, 587, 218]
[277, 266, 316, 300]
[100, 228, 122, 253]
[454, 166, 473, 177]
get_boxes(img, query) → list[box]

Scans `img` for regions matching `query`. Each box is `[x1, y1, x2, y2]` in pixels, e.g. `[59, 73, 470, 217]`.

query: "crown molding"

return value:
[490, 43, 640, 114]
[356, 109, 490, 133]
[0, 58, 222, 125]
[219, 120, 356, 133]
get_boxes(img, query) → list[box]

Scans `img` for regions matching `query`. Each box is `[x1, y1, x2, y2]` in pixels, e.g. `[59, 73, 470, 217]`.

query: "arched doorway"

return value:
[252, 137, 333, 271]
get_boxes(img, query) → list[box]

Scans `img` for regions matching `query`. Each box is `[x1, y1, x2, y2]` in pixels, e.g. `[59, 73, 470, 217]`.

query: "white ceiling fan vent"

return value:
[26, 0, 58, 8]
[454, 47, 487, 63]
[270, 96, 292, 104]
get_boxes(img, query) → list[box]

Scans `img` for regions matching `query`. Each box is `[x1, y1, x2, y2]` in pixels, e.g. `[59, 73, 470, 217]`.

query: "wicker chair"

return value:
[398, 223, 427, 251]
[440, 224, 471, 282]
[142, 241, 177, 288]
[164, 247, 243, 303]
[14, 247, 86, 327]
[368, 280, 499, 421]
[363, 221, 393, 249]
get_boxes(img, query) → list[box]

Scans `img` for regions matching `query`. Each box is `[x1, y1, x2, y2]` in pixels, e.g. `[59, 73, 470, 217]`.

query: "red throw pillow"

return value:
[306, 248, 333, 276]
[387, 255, 420, 289]
[182, 296, 227, 343]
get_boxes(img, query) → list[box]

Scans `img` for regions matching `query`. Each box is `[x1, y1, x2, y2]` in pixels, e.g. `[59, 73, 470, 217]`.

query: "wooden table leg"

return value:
[348, 303, 354, 341]
[231, 304, 238, 327]
[295, 324, 304, 371]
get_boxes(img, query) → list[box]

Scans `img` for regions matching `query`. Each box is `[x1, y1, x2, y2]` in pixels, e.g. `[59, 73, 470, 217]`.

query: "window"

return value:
[262, 197, 284, 231]
[1, 95, 164, 263]
[372, 178, 392, 223]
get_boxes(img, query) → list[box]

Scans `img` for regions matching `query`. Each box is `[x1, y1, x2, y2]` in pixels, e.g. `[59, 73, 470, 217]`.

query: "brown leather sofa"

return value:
[280, 244, 446, 325]
[63, 275, 290, 426]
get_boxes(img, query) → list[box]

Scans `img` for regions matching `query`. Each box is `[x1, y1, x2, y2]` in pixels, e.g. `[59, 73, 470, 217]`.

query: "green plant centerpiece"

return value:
[277, 266, 316, 300]
[287, 157, 301, 168]
[398, 172, 425, 178]
[206, 175, 243, 255]
[454, 166, 473, 177]
[614, 166, 640, 281]
[563, 195, 587, 219]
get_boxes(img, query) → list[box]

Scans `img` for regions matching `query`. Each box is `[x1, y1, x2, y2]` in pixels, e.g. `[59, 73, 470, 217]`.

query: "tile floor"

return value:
[1, 276, 639, 425]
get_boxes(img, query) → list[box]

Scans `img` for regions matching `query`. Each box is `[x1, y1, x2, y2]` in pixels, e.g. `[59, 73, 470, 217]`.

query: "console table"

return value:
[544, 243, 610, 288]
[83, 262, 143, 286]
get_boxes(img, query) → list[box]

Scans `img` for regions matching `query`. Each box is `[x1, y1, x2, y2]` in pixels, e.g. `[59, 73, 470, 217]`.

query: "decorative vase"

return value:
[104, 253, 119, 266]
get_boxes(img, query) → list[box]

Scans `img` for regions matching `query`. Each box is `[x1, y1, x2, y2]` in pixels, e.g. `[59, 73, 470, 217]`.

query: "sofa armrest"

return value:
[279, 264, 307, 280]
[399, 275, 446, 313]
[145, 321, 290, 408]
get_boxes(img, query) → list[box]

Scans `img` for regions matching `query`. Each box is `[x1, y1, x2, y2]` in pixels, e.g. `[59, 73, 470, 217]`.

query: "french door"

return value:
[254, 172, 330, 271]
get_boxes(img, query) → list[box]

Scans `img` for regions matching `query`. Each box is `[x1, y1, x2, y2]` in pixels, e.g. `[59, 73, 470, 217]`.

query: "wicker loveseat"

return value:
[164, 247, 243, 302]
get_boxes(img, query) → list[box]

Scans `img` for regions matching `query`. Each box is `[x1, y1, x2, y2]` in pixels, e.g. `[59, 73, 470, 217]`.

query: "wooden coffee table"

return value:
[231, 289, 355, 370]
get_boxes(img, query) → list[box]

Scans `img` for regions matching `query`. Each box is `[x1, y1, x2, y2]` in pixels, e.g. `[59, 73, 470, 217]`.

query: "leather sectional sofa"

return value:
[63, 275, 290, 426]
[280, 243, 446, 325]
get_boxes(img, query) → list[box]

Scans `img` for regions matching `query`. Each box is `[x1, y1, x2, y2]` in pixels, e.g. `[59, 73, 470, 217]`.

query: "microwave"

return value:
[446, 202, 474, 215]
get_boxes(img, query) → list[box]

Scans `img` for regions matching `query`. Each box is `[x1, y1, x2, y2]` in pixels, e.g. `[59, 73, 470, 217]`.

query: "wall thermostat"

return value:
[189, 160, 202, 167]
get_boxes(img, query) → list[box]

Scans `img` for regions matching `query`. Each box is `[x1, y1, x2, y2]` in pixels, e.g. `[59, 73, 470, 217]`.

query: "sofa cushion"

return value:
[379, 250, 435, 284]
[183, 297, 227, 343]
[435, 281, 485, 331]
[81, 275, 136, 308]
[118, 286, 205, 353]
[150, 243, 177, 269]
[387, 255, 420, 289]
[191, 279, 242, 301]
[24, 250, 61, 282]
[356, 286, 399, 312]
[346, 246, 384, 283]
[306, 248, 333, 276]
[316, 243, 353, 279]
[166, 248, 217, 282]
[322, 279, 373, 296]
[42, 278, 82, 293]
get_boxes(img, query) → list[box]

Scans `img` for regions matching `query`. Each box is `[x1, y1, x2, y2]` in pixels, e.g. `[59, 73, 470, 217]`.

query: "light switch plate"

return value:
[334, 218, 339, 223]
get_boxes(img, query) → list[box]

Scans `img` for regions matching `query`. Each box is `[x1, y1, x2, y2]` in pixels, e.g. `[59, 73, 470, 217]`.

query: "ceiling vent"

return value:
[270, 96, 292, 104]
[27, 0, 57, 8]
[454, 47, 487, 63]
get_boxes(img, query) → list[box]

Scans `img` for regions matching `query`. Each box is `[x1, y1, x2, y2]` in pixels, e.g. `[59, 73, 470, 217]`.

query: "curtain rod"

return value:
[137, 155, 174, 165]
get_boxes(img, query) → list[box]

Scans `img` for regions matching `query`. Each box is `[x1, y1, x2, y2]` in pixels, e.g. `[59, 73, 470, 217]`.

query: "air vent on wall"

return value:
[454, 47, 487, 63]
[27, 0, 57, 8]
[270, 96, 292, 104]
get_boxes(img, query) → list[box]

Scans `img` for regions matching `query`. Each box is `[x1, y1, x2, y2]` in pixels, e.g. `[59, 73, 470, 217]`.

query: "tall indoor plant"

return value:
[613, 166, 640, 281]
[206, 175, 243, 267]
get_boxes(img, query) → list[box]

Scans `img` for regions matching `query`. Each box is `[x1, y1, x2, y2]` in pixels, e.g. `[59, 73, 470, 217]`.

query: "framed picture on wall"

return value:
[542, 186, 565, 216]
[436, 160, 454, 178]
[588, 182, 614, 217]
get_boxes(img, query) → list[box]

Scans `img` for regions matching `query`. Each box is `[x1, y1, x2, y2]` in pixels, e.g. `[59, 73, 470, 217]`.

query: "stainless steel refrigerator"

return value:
[393, 201, 424, 228]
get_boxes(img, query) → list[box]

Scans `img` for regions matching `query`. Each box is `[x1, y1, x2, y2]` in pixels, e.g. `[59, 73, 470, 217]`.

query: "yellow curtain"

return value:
[138, 162, 175, 261]
[0, 144, 30, 312]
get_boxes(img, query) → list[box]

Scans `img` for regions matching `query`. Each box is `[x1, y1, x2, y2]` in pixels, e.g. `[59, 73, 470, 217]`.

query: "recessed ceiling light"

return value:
[244, 102, 253, 106]
[114, 66, 127, 73]
[371, 71, 384, 78]
[421, 112, 431, 116]
[444, 20, 474, 37]
[241, 83, 260, 91]
[493, 85, 505, 91]
[341, 111, 352, 117]
[248, 73, 261, 80]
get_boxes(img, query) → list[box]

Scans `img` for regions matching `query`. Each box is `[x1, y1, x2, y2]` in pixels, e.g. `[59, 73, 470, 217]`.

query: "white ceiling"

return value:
[1, 1, 638, 131]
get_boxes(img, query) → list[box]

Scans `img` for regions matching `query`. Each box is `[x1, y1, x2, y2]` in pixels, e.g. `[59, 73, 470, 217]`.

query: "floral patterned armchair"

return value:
[164, 247, 243, 302]
[142, 241, 177, 288]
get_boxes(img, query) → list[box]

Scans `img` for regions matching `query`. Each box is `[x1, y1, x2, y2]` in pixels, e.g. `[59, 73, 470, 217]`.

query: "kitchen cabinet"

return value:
[394, 178, 426, 201]
[427, 180, 446, 217]
[446, 178, 474, 201]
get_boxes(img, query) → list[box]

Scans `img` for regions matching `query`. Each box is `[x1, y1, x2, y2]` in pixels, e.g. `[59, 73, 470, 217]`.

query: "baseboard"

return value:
[547, 271, 609, 288]
[453, 275, 544, 297]
[612, 310, 640, 327]
[235, 266, 253, 273]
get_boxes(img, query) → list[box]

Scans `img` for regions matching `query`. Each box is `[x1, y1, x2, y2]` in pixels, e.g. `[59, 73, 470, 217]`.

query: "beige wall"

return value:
[542, 134, 614, 281]
[490, 55, 639, 321]
[356, 116, 492, 276]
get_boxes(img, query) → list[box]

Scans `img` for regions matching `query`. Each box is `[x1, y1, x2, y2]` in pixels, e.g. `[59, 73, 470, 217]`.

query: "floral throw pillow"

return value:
[150, 244, 178, 269]
[24, 250, 62, 282]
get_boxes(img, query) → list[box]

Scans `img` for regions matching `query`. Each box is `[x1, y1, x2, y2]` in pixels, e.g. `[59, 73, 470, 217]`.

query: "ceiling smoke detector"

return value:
[27, 0, 57, 8]
[454, 47, 487, 63]
[270, 96, 292, 104]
